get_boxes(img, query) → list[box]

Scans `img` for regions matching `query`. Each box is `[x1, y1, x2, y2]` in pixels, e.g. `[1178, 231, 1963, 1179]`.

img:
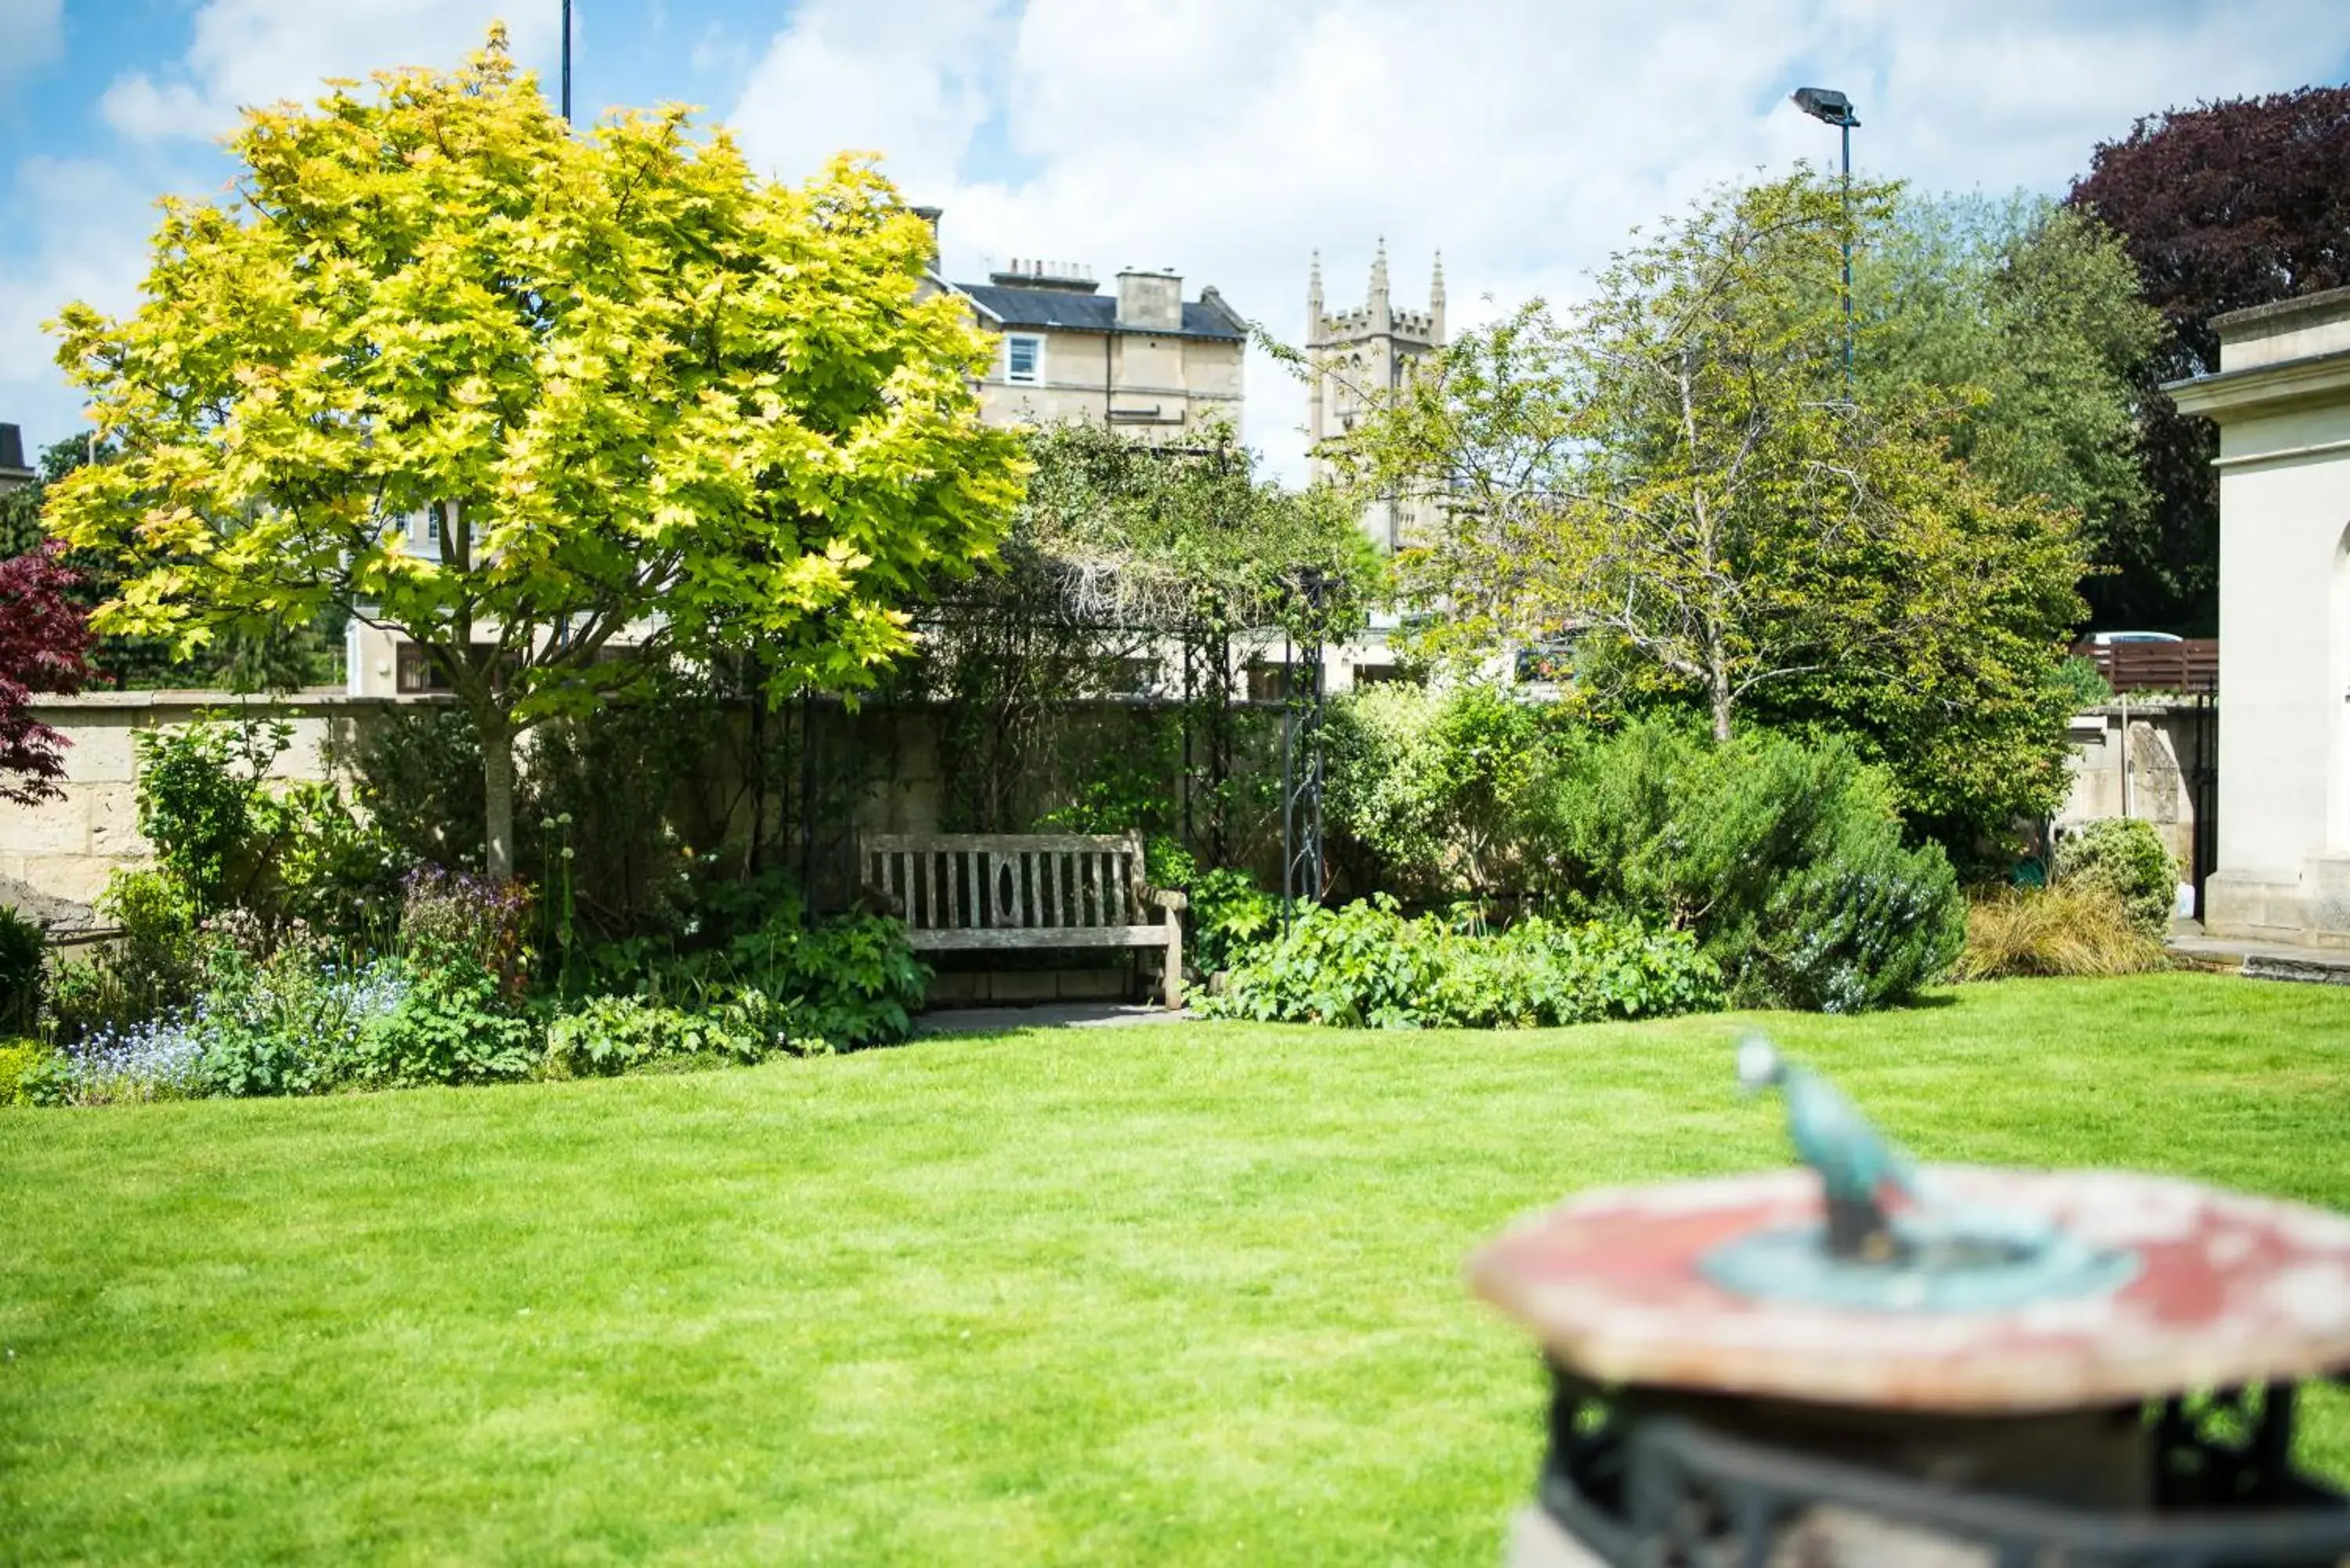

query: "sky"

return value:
[4, 0, 2349, 484]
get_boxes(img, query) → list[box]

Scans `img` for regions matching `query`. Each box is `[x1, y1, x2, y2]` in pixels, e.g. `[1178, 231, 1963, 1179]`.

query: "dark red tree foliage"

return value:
[2068, 85, 2350, 632]
[0, 541, 94, 804]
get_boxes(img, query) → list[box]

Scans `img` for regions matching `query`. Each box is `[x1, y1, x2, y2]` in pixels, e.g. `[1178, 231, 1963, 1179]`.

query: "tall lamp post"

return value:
[560, 0, 573, 121]
[1791, 85, 1858, 389]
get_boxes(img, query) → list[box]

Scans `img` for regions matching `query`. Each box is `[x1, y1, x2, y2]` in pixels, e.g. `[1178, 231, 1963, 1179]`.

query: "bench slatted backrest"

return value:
[861, 833, 1150, 933]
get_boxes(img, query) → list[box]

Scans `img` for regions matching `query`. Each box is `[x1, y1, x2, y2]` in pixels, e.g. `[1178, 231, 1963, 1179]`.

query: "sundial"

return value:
[1467, 1038, 2350, 1566]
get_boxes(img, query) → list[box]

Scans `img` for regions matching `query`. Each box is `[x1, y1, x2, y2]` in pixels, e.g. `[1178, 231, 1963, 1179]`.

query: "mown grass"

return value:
[5, 973, 2349, 1565]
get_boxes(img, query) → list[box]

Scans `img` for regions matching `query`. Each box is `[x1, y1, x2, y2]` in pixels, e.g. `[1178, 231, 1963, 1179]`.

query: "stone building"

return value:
[919, 209, 1247, 439]
[1307, 241, 1445, 550]
[2167, 285, 2350, 947]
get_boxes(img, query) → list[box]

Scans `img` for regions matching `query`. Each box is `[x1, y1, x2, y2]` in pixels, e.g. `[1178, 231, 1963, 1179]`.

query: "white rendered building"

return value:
[2168, 285, 2350, 946]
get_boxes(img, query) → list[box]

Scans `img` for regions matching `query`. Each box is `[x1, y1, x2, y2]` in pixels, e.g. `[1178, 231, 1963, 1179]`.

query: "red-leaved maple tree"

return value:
[0, 543, 93, 804]
[2069, 85, 2350, 630]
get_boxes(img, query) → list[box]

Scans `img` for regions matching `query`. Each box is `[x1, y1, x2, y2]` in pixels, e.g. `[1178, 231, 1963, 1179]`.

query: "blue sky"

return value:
[5, 0, 2349, 480]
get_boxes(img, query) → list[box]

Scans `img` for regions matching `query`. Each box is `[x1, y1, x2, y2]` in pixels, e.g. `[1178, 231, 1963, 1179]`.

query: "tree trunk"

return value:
[482, 710, 518, 882]
[1708, 667, 1734, 742]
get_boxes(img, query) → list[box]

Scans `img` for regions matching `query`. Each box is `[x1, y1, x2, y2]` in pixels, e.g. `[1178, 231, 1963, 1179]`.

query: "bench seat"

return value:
[859, 831, 1185, 1008]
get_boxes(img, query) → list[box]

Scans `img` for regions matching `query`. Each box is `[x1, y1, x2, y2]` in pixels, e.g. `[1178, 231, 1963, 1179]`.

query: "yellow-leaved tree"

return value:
[45, 31, 1024, 879]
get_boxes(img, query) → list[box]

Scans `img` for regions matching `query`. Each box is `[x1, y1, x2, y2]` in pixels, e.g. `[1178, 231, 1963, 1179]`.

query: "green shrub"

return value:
[333, 704, 486, 872]
[2056, 818, 2176, 937]
[1742, 821, 1966, 1013]
[1204, 898, 1719, 1029]
[352, 960, 537, 1088]
[131, 712, 291, 912]
[580, 906, 927, 1053]
[0, 1039, 59, 1107]
[1537, 718, 1965, 1011]
[49, 868, 204, 1040]
[545, 993, 783, 1078]
[1188, 868, 1280, 972]
[1323, 683, 1558, 905]
[190, 944, 414, 1098]
[0, 905, 42, 1035]
[2055, 656, 2113, 711]
[1955, 883, 2169, 980]
[245, 782, 404, 942]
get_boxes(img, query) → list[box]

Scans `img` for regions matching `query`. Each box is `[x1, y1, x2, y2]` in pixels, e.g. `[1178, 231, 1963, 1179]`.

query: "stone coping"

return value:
[29, 689, 421, 710]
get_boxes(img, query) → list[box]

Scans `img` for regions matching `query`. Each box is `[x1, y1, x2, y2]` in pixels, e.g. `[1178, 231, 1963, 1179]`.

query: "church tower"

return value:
[1306, 240, 1446, 551]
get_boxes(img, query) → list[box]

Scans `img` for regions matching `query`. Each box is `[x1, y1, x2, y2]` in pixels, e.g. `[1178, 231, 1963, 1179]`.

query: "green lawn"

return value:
[5, 974, 2350, 1566]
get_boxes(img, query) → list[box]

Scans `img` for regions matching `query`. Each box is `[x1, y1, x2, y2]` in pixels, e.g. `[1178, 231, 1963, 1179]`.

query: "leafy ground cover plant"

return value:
[1203, 897, 1719, 1029]
[1954, 882, 2170, 980]
[545, 994, 785, 1078]
[2055, 817, 2178, 936]
[0, 1039, 56, 1106]
[572, 871, 927, 1056]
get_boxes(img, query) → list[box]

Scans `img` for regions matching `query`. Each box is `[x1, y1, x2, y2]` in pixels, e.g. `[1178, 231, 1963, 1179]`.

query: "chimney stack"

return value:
[910, 204, 943, 269]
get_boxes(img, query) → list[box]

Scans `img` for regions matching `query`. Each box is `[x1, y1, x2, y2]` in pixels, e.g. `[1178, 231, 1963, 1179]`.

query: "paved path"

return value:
[2169, 923, 2350, 985]
[914, 1002, 1198, 1035]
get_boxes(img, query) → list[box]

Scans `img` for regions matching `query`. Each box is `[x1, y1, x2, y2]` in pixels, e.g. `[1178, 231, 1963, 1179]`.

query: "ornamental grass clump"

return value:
[1954, 882, 2170, 981]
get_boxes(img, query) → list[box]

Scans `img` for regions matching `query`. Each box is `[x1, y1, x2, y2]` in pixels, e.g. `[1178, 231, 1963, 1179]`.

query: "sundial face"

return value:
[1470, 1167, 2350, 1413]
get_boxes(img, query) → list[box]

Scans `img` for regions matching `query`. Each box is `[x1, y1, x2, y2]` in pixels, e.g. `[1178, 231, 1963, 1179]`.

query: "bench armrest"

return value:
[1152, 888, 1188, 915]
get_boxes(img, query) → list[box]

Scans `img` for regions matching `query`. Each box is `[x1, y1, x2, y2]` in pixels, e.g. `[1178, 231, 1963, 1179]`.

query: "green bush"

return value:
[245, 782, 404, 941]
[1742, 819, 1966, 1013]
[1204, 898, 1719, 1029]
[545, 993, 783, 1078]
[0, 1039, 59, 1107]
[131, 712, 290, 912]
[1537, 719, 1965, 1011]
[333, 705, 487, 873]
[49, 868, 204, 1040]
[1188, 868, 1280, 972]
[580, 902, 928, 1053]
[190, 939, 415, 1098]
[0, 905, 42, 1035]
[2056, 818, 2176, 937]
[352, 960, 537, 1088]
[2054, 656, 2113, 711]
[1324, 683, 1558, 905]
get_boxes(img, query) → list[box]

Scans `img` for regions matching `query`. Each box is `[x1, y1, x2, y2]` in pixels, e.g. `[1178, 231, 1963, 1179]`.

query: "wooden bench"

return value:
[858, 831, 1187, 1009]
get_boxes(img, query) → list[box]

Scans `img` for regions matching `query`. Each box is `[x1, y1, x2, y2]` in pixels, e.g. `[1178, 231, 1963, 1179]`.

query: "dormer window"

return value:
[1005, 334, 1043, 386]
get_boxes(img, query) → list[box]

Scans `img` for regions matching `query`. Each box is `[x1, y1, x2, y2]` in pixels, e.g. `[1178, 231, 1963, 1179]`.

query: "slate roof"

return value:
[953, 283, 1246, 341]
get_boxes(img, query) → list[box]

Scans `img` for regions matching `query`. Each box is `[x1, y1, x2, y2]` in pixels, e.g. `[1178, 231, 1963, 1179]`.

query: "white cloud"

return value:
[0, 0, 62, 97]
[728, 0, 2350, 482]
[0, 158, 156, 451]
[727, 0, 1017, 197]
[99, 0, 559, 142]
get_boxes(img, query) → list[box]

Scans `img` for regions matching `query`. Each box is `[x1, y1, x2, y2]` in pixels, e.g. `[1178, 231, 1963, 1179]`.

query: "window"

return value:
[395, 641, 450, 693]
[1005, 334, 1043, 385]
[425, 509, 441, 543]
